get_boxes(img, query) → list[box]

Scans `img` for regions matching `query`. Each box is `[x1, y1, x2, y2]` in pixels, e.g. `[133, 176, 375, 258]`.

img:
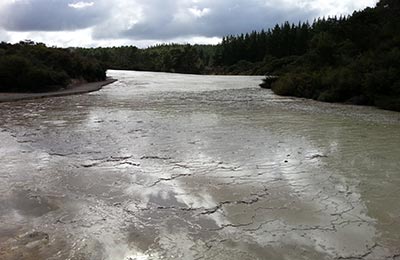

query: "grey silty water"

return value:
[0, 70, 399, 259]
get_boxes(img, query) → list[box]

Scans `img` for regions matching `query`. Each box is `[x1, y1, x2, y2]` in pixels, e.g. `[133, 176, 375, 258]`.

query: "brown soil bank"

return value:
[0, 78, 117, 103]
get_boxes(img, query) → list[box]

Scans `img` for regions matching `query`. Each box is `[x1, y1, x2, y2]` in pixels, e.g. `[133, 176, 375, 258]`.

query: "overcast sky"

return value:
[0, 0, 378, 48]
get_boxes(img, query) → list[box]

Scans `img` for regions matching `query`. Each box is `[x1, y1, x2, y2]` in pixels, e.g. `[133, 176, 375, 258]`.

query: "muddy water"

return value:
[0, 70, 399, 260]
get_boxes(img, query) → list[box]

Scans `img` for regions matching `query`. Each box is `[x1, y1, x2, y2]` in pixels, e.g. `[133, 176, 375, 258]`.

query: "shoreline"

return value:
[0, 78, 117, 103]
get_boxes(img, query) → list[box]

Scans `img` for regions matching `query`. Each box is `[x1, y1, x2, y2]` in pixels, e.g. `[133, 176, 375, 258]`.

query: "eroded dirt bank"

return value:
[0, 70, 399, 260]
[0, 79, 117, 103]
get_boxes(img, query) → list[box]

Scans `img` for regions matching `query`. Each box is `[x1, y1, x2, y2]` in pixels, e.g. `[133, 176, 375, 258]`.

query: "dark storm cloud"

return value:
[93, 0, 320, 40]
[0, 0, 377, 44]
[0, 0, 109, 31]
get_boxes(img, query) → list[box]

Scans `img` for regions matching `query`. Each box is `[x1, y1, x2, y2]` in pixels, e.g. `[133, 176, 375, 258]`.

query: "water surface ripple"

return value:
[0, 70, 399, 260]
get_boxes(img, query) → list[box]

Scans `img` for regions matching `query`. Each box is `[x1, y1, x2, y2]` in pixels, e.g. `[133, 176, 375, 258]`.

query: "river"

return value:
[0, 70, 399, 260]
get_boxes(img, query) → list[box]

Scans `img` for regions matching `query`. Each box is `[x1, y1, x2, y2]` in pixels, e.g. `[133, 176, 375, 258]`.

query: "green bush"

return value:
[0, 42, 107, 93]
[0, 55, 32, 91]
[271, 75, 296, 96]
[272, 72, 321, 98]
[25, 68, 69, 92]
[375, 95, 400, 111]
[318, 67, 362, 102]
[228, 60, 254, 74]
[259, 76, 278, 89]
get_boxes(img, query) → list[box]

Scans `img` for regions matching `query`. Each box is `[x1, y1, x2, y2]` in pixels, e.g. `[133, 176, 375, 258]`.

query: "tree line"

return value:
[260, 0, 400, 111]
[0, 41, 106, 93]
[74, 44, 215, 74]
[76, 0, 399, 111]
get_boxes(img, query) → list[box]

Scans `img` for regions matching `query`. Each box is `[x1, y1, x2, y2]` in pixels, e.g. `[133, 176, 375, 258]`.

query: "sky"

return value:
[0, 0, 378, 48]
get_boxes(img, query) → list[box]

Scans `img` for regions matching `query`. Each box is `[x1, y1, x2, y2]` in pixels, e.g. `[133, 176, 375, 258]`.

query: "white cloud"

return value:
[68, 1, 95, 9]
[189, 7, 210, 18]
[92, 0, 142, 39]
[6, 29, 220, 48]
[0, 29, 9, 42]
[0, 0, 379, 47]
[313, 0, 378, 16]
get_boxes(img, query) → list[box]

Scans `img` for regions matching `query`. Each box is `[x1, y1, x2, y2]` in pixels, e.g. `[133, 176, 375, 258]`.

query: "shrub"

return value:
[0, 42, 107, 93]
[25, 68, 69, 92]
[259, 76, 278, 89]
[318, 66, 362, 102]
[0, 55, 32, 92]
[272, 72, 321, 98]
[375, 95, 400, 111]
[271, 74, 295, 96]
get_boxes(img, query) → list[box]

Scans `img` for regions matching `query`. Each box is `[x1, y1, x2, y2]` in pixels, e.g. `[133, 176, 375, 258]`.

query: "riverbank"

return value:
[0, 78, 117, 103]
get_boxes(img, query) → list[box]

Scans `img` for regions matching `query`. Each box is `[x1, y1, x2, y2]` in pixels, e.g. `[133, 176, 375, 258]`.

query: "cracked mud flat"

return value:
[0, 70, 399, 260]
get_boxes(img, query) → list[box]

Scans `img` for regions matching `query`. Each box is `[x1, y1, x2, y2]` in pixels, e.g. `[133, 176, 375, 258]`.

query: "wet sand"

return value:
[0, 79, 117, 103]
[0, 70, 399, 260]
